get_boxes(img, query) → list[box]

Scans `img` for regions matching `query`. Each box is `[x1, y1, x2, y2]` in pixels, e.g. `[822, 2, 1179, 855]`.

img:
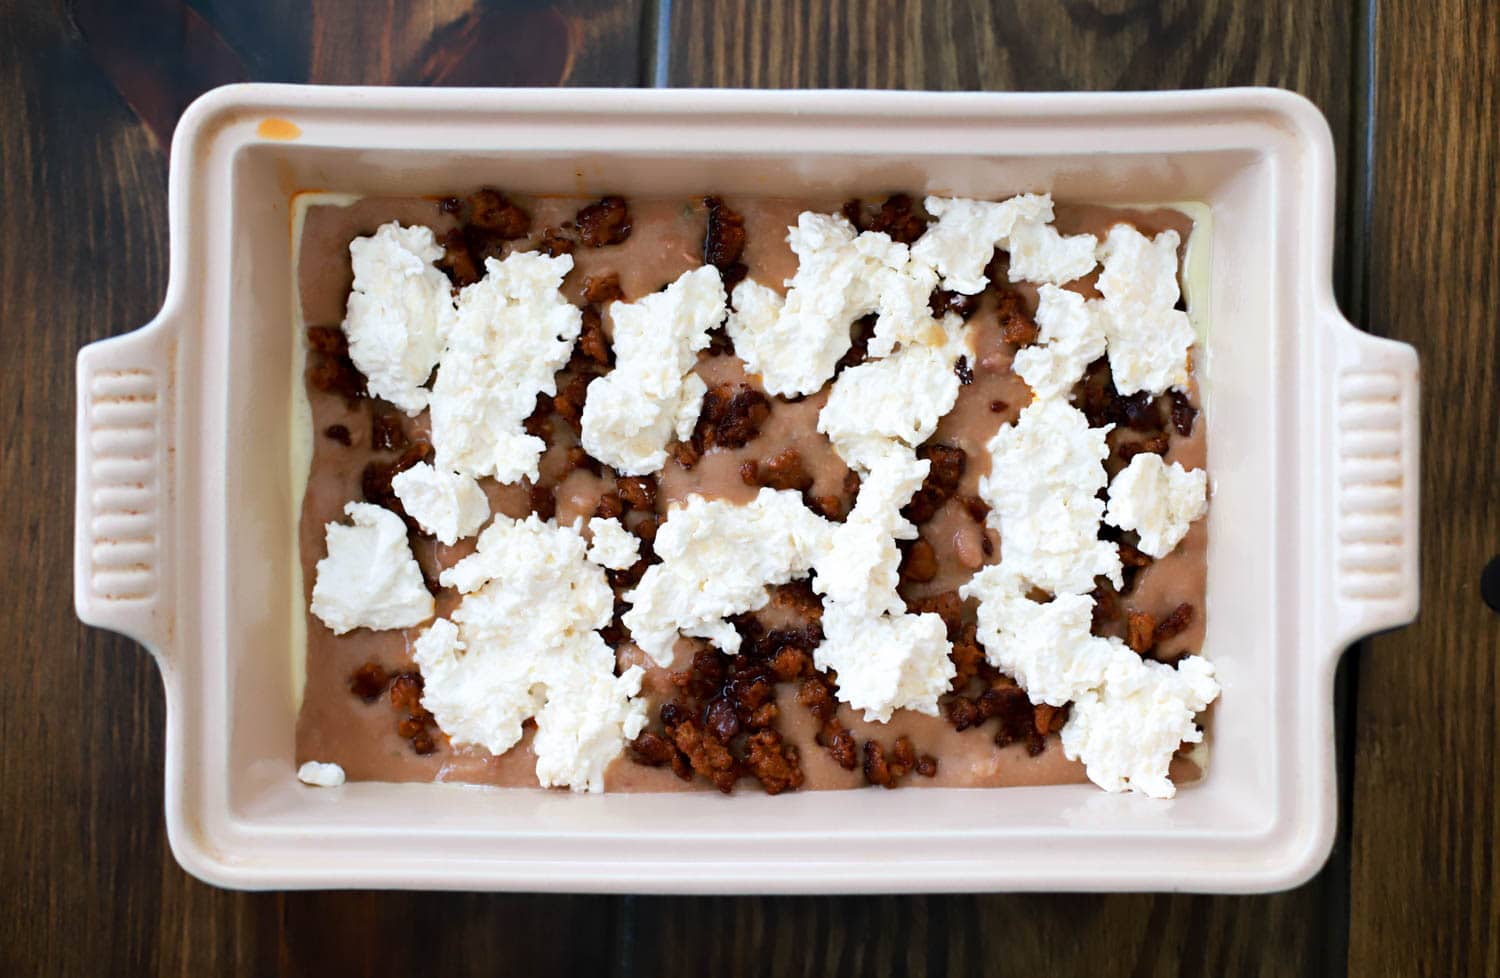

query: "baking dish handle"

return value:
[1326, 315, 1421, 650]
[74, 315, 177, 659]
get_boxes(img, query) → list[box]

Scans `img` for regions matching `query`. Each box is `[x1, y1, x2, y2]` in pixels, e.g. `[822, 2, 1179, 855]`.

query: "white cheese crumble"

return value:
[1094, 224, 1195, 396]
[341, 222, 457, 415]
[586, 516, 639, 571]
[1060, 649, 1219, 799]
[912, 193, 1096, 292]
[430, 251, 581, 483]
[817, 324, 966, 473]
[390, 462, 491, 545]
[979, 397, 1122, 596]
[310, 502, 434, 635]
[1005, 217, 1100, 286]
[1010, 284, 1107, 399]
[911, 194, 1051, 294]
[623, 489, 832, 666]
[421, 516, 646, 792]
[961, 566, 1123, 707]
[296, 761, 346, 787]
[1104, 453, 1209, 558]
[811, 446, 928, 617]
[813, 603, 956, 723]
[581, 266, 726, 475]
[725, 214, 951, 395]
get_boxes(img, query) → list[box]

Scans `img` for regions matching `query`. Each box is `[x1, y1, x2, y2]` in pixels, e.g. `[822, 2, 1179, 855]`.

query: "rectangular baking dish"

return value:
[74, 84, 1419, 893]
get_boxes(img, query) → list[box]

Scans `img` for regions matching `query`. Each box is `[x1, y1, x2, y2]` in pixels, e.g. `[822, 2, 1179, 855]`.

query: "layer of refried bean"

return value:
[294, 191, 1208, 792]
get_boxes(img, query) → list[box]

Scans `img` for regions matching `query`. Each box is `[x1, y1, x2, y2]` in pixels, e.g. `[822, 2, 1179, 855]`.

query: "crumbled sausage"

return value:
[769, 579, 823, 621]
[437, 196, 463, 216]
[702, 196, 747, 275]
[523, 393, 553, 441]
[1118, 433, 1170, 464]
[436, 227, 481, 286]
[371, 410, 408, 452]
[349, 662, 389, 701]
[666, 713, 739, 793]
[906, 590, 963, 639]
[704, 696, 740, 742]
[324, 424, 352, 446]
[389, 671, 424, 712]
[796, 674, 858, 770]
[552, 373, 593, 429]
[695, 383, 771, 450]
[915, 755, 938, 777]
[997, 291, 1040, 346]
[739, 460, 759, 485]
[863, 739, 894, 788]
[900, 538, 939, 583]
[807, 494, 846, 521]
[668, 438, 701, 470]
[955, 355, 974, 385]
[988, 399, 1008, 414]
[307, 338, 367, 403]
[836, 314, 877, 371]
[575, 306, 612, 366]
[583, 273, 625, 305]
[930, 289, 980, 319]
[468, 188, 531, 239]
[1153, 602, 1194, 644]
[556, 447, 596, 480]
[627, 730, 675, 766]
[527, 480, 557, 522]
[902, 444, 966, 523]
[958, 495, 990, 524]
[615, 474, 657, 511]
[575, 195, 632, 247]
[840, 199, 865, 230]
[595, 491, 624, 519]
[1169, 391, 1198, 437]
[985, 684, 1046, 755]
[744, 729, 803, 795]
[757, 448, 814, 492]
[1126, 609, 1157, 654]
[306, 325, 347, 355]
[536, 226, 575, 257]
[948, 631, 984, 688]
[866, 193, 927, 244]
[769, 646, 812, 682]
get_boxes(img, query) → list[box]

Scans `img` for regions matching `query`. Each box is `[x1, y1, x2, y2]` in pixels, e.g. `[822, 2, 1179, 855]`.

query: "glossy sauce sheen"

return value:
[295, 194, 1207, 792]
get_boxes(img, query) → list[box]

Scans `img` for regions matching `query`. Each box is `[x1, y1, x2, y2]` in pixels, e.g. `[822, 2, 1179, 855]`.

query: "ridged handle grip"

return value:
[1329, 319, 1420, 648]
[74, 319, 176, 656]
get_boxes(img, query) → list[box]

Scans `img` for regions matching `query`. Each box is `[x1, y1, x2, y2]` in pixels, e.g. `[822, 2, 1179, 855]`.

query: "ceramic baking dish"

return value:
[74, 84, 1419, 893]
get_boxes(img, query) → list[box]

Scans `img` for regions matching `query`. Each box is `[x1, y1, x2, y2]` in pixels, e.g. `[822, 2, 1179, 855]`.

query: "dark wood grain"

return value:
[1347, 1, 1500, 976]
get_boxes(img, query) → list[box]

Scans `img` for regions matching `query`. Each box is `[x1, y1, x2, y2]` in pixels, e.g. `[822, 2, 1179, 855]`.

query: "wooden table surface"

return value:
[3, 0, 1495, 974]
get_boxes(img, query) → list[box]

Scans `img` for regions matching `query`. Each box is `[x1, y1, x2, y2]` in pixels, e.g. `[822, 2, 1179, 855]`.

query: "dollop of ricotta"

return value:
[623, 489, 832, 666]
[979, 397, 1122, 596]
[296, 761, 346, 787]
[581, 266, 726, 475]
[310, 502, 434, 635]
[586, 516, 640, 571]
[430, 251, 582, 484]
[912, 193, 1096, 292]
[1010, 284, 1107, 399]
[1104, 453, 1209, 558]
[341, 222, 457, 415]
[390, 462, 491, 545]
[1094, 224, 1195, 396]
[813, 603, 956, 723]
[420, 516, 646, 793]
[1060, 649, 1219, 799]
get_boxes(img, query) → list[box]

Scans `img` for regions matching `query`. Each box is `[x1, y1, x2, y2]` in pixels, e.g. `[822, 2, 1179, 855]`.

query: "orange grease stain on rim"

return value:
[257, 117, 302, 141]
